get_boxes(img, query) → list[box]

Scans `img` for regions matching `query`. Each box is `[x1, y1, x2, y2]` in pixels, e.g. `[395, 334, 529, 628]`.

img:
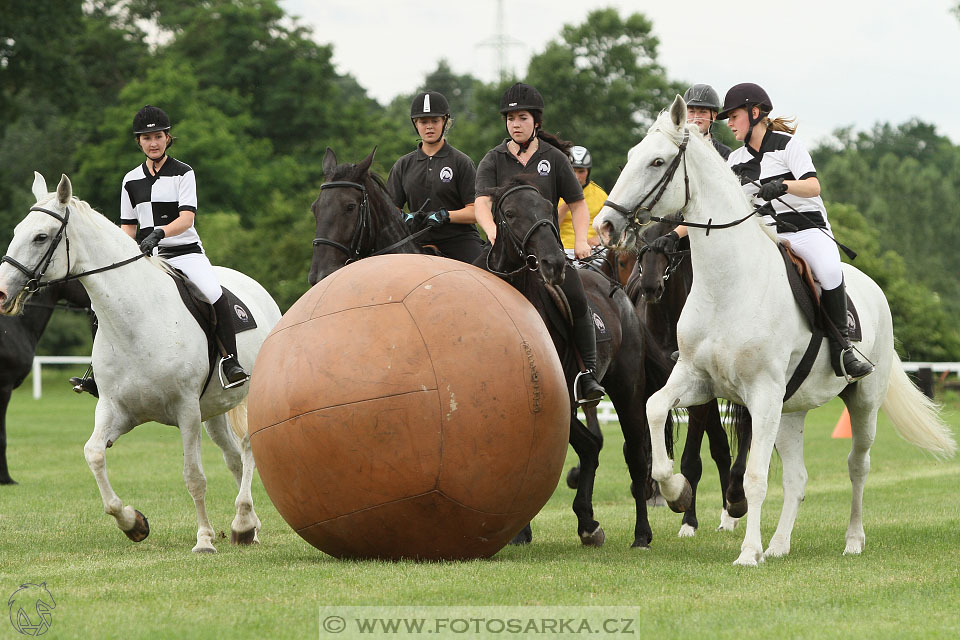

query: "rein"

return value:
[312, 180, 432, 264]
[1, 205, 146, 293]
[485, 184, 562, 278]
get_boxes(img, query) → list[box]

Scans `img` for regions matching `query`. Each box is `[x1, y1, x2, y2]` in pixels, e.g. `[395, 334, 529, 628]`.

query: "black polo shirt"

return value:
[386, 141, 478, 242]
[476, 138, 584, 224]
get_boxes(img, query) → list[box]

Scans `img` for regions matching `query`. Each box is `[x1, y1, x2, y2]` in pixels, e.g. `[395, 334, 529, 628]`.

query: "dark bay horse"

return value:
[0, 279, 91, 485]
[310, 149, 668, 548]
[625, 220, 750, 535]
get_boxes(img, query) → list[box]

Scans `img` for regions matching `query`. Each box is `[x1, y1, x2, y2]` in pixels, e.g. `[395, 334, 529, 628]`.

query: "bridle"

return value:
[603, 127, 760, 238]
[1, 204, 145, 294]
[312, 179, 431, 265]
[603, 128, 691, 237]
[636, 243, 688, 284]
[485, 184, 563, 278]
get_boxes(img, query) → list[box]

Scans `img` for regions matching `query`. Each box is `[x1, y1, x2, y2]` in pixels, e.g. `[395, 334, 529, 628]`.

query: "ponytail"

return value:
[762, 115, 798, 135]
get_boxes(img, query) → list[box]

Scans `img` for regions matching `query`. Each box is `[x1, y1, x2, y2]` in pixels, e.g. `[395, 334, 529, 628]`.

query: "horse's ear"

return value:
[356, 146, 377, 176]
[322, 147, 338, 179]
[56, 174, 73, 205]
[31, 172, 48, 202]
[670, 94, 686, 129]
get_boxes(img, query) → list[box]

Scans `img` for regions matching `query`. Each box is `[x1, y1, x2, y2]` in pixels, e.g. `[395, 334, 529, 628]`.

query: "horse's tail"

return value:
[880, 351, 956, 459]
[227, 397, 249, 440]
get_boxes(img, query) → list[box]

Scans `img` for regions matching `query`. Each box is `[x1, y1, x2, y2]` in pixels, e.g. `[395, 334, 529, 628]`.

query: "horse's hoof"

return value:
[509, 525, 532, 546]
[726, 499, 748, 519]
[122, 509, 150, 542]
[193, 545, 217, 554]
[580, 526, 605, 547]
[665, 479, 692, 513]
[678, 523, 696, 538]
[565, 465, 580, 490]
[230, 528, 258, 545]
[0, 476, 17, 485]
[630, 539, 651, 550]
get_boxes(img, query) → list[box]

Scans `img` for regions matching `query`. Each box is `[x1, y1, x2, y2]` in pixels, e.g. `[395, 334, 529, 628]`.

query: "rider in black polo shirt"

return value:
[475, 83, 605, 406]
[386, 91, 485, 263]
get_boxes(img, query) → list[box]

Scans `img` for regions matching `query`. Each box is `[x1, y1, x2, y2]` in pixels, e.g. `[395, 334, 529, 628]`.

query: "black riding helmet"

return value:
[133, 105, 172, 135]
[716, 83, 772, 120]
[499, 83, 544, 116]
[410, 90, 451, 137]
[683, 84, 722, 111]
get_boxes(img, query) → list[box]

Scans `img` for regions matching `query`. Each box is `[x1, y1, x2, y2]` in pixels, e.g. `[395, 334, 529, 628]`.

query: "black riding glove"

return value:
[139, 228, 165, 254]
[421, 209, 450, 228]
[649, 230, 679, 253]
[401, 211, 418, 231]
[757, 178, 788, 201]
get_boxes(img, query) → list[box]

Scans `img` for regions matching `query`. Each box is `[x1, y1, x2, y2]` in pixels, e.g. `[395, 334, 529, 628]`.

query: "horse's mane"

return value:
[54, 193, 173, 274]
[648, 110, 778, 244]
[481, 175, 542, 212]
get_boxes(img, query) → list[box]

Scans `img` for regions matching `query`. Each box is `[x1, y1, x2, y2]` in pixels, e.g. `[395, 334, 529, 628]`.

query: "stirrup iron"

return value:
[218, 355, 249, 390]
[839, 346, 874, 384]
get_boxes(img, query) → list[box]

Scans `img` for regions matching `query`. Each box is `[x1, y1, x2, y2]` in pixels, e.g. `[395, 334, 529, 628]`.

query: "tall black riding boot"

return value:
[572, 312, 606, 407]
[821, 280, 874, 382]
[212, 292, 250, 389]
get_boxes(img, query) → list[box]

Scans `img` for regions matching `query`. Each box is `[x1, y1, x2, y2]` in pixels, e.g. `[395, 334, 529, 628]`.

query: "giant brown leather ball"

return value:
[248, 254, 569, 560]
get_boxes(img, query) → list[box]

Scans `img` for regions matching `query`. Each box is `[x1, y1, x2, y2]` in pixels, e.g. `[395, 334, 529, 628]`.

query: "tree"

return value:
[525, 8, 685, 189]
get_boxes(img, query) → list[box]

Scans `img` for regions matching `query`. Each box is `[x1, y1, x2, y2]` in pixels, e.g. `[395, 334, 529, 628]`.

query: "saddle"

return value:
[779, 242, 861, 402]
[167, 266, 258, 392]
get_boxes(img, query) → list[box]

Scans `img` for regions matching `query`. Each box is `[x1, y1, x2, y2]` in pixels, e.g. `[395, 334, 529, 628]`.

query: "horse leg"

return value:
[733, 392, 783, 567]
[700, 400, 737, 531]
[569, 412, 604, 546]
[203, 412, 260, 545]
[678, 406, 707, 536]
[178, 410, 216, 553]
[83, 403, 145, 540]
[615, 396, 653, 549]
[0, 387, 15, 485]
[645, 366, 713, 510]
[725, 404, 752, 521]
[565, 406, 603, 490]
[842, 399, 878, 555]
[764, 411, 808, 559]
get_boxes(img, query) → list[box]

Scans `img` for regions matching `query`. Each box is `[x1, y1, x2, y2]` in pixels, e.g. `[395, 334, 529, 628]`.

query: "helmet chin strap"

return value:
[510, 124, 538, 153]
[745, 106, 764, 150]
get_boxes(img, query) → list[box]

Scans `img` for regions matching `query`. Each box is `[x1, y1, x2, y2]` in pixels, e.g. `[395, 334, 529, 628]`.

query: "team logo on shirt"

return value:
[537, 160, 551, 176]
[439, 166, 453, 183]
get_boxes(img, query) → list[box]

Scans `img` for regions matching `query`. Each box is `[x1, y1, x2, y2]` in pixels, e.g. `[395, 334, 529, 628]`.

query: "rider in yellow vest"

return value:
[557, 145, 608, 260]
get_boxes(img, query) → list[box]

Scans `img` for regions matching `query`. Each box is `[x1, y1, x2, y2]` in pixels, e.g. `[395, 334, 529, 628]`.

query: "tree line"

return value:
[2, 1, 958, 360]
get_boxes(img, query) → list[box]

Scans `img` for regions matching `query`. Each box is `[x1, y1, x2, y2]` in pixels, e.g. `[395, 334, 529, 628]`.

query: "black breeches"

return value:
[559, 263, 588, 319]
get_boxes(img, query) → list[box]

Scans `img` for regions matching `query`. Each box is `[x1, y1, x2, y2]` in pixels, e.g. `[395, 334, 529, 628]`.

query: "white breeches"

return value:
[779, 227, 843, 290]
[166, 252, 223, 304]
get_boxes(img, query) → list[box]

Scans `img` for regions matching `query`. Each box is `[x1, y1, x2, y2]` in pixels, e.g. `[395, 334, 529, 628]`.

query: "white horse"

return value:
[0, 173, 281, 553]
[593, 97, 956, 566]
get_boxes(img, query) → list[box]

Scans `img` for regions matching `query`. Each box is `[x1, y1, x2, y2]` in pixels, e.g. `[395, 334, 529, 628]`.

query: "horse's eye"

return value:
[652, 158, 665, 167]
[33, 233, 48, 243]
[346, 203, 356, 212]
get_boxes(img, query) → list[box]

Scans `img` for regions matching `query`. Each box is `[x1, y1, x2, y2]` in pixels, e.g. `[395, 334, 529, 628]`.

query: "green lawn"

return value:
[1, 368, 958, 639]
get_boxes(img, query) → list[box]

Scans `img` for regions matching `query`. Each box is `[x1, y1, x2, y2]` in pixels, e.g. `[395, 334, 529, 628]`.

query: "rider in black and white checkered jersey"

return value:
[120, 105, 249, 389]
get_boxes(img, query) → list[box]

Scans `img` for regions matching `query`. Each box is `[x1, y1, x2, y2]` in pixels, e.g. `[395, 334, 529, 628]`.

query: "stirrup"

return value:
[839, 347, 874, 384]
[574, 370, 604, 407]
[218, 355, 250, 390]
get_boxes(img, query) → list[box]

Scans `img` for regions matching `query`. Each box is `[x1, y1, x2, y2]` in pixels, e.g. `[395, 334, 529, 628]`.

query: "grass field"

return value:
[1, 368, 958, 639]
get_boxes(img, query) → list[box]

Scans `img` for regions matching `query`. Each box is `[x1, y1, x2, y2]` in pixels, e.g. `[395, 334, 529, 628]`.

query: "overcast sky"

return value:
[279, 0, 960, 146]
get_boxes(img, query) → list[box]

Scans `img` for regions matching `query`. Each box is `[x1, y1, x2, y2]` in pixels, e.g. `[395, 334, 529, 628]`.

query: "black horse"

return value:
[0, 279, 91, 484]
[624, 220, 750, 533]
[310, 149, 668, 548]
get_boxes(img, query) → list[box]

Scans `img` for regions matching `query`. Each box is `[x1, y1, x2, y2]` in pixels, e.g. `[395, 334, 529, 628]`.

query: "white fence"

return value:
[30, 356, 960, 408]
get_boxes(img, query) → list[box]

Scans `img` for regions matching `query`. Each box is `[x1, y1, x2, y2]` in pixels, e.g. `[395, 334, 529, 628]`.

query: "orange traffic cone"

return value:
[831, 407, 851, 439]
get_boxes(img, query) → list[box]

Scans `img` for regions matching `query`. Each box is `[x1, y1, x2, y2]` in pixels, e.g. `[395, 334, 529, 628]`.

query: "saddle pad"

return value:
[591, 307, 612, 344]
[778, 243, 862, 342]
[168, 267, 258, 336]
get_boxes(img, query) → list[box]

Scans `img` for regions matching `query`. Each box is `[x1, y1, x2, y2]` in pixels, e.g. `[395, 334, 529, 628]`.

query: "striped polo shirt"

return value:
[120, 157, 203, 253]
[727, 130, 828, 231]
